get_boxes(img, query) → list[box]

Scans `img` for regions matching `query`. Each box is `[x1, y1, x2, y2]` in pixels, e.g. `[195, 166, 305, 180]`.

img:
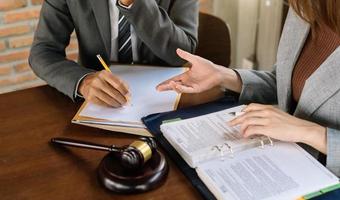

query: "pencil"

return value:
[96, 54, 111, 72]
[96, 54, 131, 104]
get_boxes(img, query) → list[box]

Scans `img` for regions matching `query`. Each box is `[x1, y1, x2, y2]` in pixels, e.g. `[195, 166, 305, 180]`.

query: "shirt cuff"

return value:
[74, 72, 95, 100]
[117, 0, 134, 9]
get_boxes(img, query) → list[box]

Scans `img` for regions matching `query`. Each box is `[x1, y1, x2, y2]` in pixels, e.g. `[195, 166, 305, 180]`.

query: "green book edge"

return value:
[303, 191, 322, 199]
[303, 183, 340, 199]
[320, 183, 340, 193]
[162, 118, 182, 124]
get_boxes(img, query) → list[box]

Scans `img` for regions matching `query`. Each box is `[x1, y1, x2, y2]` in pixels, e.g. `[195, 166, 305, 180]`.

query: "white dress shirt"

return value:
[74, 0, 139, 99]
[109, 0, 139, 63]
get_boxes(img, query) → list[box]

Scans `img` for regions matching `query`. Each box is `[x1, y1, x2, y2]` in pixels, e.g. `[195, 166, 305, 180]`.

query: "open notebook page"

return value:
[79, 66, 184, 127]
[196, 142, 339, 200]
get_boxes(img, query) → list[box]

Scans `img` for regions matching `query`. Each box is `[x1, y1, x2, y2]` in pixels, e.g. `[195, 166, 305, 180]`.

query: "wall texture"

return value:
[0, 0, 214, 94]
[212, 0, 285, 69]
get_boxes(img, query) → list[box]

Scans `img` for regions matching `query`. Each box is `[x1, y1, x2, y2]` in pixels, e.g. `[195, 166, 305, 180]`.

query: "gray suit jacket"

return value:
[29, 0, 198, 100]
[235, 9, 340, 177]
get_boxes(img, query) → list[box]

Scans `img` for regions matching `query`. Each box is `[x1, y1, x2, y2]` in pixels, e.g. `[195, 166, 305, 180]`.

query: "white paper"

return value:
[196, 142, 339, 200]
[79, 65, 184, 126]
[161, 105, 273, 167]
[73, 120, 146, 128]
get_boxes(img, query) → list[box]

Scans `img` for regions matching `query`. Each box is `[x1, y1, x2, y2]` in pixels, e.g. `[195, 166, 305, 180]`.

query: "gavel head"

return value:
[120, 137, 157, 170]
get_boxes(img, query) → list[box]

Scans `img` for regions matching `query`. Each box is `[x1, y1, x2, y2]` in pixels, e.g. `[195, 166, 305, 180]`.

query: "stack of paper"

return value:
[72, 65, 185, 136]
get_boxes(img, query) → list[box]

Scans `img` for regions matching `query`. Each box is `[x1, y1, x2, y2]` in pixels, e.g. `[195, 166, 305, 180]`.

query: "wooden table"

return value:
[0, 85, 223, 200]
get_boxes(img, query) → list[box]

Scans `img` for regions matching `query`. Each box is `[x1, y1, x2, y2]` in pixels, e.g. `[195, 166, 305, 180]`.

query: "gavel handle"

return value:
[51, 137, 120, 153]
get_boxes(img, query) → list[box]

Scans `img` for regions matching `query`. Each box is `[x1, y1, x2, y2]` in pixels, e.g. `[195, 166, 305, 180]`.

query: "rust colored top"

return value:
[292, 25, 340, 102]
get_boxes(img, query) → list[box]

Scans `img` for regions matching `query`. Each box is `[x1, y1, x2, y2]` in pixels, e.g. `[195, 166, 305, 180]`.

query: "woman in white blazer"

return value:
[157, 0, 340, 176]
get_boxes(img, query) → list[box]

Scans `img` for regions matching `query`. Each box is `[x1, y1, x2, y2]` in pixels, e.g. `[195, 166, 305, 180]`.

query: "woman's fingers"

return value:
[176, 48, 196, 63]
[170, 81, 197, 93]
[239, 117, 269, 135]
[156, 83, 174, 92]
[156, 73, 185, 91]
[243, 125, 267, 138]
[228, 109, 273, 137]
[229, 110, 271, 126]
[242, 103, 275, 112]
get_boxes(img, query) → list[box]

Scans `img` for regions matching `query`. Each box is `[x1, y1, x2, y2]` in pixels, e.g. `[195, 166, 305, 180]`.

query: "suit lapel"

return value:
[276, 11, 310, 112]
[90, 0, 111, 59]
[294, 47, 340, 118]
[139, 0, 162, 61]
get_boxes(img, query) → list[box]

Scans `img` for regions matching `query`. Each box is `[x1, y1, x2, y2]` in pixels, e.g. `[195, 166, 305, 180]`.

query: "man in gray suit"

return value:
[29, 0, 198, 107]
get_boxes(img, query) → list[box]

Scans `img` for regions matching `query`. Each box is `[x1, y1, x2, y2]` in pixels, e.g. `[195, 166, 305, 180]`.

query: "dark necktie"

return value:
[118, 12, 133, 64]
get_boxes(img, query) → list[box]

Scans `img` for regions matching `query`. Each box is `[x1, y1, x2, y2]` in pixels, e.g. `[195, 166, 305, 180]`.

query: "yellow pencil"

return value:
[96, 54, 131, 105]
[96, 54, 111, 72]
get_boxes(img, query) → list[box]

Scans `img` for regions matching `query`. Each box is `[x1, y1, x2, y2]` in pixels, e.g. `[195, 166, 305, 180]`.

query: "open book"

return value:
[72, 65, 184, 136]
[160, 105, 339, 200]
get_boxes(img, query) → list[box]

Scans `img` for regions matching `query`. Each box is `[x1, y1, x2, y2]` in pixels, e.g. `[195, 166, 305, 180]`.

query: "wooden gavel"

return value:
[51, 137, 157, 170]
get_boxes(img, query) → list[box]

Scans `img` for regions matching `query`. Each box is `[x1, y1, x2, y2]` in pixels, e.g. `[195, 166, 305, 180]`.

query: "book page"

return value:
[161, 105, 270, 167]
[79, 66, 184, 126]
[196, 142, 339, 200]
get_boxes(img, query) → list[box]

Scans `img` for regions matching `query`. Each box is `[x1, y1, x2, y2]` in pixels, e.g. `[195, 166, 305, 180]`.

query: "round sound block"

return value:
[97, 150, 169, 194]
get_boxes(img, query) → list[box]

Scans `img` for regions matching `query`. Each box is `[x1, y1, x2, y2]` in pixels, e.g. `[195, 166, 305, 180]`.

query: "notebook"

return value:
[160, 105, 339, 200]
[72, 65, 185, 136]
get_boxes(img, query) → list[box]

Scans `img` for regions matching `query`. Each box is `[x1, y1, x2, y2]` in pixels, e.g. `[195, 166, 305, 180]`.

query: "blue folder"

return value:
[142, 96, 240, 200]
[142, 95, 340, 200]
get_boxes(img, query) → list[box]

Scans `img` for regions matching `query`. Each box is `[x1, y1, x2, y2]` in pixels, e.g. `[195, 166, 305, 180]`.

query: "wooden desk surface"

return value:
[0, 85, 223, 200]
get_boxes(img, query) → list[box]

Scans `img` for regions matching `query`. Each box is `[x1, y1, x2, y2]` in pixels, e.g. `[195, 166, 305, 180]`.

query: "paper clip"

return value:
[267, 136, 274, 146]
[212, 145, 225, 161]
[224, 143, 234, 158]
[259, 138, 265, 149]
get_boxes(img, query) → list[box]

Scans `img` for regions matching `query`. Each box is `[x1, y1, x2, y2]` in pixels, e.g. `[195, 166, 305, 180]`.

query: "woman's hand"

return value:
[156, 49, 242, 93]
[229, 103, 327, 154]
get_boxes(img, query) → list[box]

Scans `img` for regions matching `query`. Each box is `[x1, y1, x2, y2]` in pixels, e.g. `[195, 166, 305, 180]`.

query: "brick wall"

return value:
[0, 0, 213, 94]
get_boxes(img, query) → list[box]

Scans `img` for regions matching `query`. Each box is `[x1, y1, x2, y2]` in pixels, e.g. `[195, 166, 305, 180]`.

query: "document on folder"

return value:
[72, 65, 185, 136]
[196, 142, 339, 200]
[160, 106, 339, 200]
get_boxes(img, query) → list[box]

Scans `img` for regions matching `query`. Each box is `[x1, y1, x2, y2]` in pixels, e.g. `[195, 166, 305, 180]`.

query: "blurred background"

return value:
[0, 0, 289, 95]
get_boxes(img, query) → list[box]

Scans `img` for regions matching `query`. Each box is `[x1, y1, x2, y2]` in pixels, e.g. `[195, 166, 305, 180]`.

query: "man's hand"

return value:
[119, 0, 134, 6]
[79, 70, 130, 107]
